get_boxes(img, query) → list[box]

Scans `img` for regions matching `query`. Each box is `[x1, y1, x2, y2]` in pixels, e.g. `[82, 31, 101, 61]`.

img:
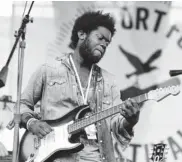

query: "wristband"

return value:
[21, 113, 34, 129]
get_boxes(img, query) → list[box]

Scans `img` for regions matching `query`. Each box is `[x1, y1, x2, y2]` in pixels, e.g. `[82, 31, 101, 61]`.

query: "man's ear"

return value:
[77, 30, 87, 40]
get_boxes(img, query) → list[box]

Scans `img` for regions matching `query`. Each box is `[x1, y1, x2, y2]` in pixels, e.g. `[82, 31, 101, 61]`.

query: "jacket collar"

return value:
[56, 53, 103, 82]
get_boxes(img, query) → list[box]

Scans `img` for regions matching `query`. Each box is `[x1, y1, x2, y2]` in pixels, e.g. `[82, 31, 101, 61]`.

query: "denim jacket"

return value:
[20, 53, 133, 162]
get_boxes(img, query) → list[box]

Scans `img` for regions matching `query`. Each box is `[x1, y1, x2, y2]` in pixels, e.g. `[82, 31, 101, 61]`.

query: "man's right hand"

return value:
[0, 142, 8, 157]
[28, 120, 53, 139]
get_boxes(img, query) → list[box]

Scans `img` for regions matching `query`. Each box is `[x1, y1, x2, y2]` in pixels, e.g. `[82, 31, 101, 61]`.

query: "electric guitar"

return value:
[19, 84, 180, 162]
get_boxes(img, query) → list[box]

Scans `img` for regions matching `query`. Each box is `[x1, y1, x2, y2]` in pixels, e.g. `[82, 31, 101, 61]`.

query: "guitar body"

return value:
[19, 105, 90, 162]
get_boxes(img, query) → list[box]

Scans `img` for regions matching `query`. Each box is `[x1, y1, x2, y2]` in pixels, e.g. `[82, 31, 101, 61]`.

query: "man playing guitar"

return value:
[18, 11, 141, 162]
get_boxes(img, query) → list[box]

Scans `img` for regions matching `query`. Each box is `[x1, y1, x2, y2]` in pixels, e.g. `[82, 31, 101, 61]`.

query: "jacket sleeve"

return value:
[16, 65, 46, 121]
[110, 79, 134, 151]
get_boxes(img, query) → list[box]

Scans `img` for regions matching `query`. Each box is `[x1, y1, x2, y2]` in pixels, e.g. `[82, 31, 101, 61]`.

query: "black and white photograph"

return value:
[0, 1, 182, 162]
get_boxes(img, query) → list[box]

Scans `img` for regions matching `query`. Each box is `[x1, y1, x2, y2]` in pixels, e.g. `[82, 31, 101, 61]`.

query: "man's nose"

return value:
[100, 44, 106, 51]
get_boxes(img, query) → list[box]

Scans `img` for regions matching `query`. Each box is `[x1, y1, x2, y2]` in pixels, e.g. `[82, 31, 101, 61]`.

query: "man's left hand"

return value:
[120, 98, 140, 127]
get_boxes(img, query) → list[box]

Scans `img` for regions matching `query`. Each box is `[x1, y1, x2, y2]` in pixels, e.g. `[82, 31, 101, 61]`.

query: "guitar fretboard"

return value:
[68, 93, 148, 134]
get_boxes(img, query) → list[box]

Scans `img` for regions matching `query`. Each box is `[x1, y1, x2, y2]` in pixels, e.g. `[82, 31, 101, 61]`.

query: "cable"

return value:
[22, 1, 27, 18]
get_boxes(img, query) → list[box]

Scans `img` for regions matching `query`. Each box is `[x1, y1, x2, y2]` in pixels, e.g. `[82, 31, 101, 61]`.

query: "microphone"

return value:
[169, 70, 182, 77]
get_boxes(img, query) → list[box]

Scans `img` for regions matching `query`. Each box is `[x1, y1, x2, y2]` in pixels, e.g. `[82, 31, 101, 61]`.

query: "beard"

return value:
[79, 37, 103, 64]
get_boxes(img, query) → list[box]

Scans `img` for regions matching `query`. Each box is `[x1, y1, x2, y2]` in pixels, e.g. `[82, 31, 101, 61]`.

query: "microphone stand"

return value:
[0, 2, 34, 88]
[12, 2, 34, 162]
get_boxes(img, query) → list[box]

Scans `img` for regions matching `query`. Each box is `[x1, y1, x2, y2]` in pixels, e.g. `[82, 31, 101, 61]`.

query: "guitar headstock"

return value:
[148, 85, 180, 102]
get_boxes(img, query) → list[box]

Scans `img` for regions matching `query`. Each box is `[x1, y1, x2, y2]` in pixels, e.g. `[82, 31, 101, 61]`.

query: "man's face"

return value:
[79, 26, 112, 64]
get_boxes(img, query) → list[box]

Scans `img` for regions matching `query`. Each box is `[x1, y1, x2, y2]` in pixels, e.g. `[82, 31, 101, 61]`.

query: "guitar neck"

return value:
[68, 93, 148, 134]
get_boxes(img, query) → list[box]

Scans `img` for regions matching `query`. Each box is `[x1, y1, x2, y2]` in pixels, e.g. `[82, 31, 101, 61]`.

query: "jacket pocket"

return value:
[47, 78, 66, 86]
[46, 77, 67, 103]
